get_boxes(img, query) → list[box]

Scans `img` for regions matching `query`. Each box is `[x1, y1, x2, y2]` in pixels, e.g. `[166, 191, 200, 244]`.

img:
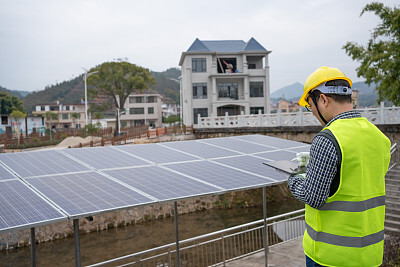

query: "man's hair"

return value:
[311, 79, 352, 104]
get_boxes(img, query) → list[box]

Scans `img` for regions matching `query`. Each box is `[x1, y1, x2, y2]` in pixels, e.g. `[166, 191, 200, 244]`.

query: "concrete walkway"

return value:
[226, 237, 305, 267]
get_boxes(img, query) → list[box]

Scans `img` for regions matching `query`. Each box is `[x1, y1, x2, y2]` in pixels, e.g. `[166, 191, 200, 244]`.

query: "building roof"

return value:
[180, 38, 269, 65]
[187, 38, 267, 53]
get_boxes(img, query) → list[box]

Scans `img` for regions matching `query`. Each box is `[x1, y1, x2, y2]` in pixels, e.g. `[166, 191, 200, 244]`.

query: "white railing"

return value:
[196, 103, 400, 128]
[88, 209, 305, 267]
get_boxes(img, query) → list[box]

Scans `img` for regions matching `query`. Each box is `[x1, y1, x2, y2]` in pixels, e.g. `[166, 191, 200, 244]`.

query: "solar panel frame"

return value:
[165, 160, 279, 192]
[25, 172, 156, 218]
[115, 143, 202, 164]
[0, 180, 66, 234]
[0, 134, 310, 234]
[0, 150, 90, 178]
[62, 146, 151, 170]
[161, 140, 242, 159]
[103, 165, 222, 202]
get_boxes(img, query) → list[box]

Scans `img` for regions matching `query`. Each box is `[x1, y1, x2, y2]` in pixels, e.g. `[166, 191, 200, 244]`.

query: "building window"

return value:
[1, 116, 8, 125]
[218, 83, 238, 100]
[192, 58, 206, 72]
[193, 108, 208, 124]
[130, 108, 145, 114]
[134, 120, 143, 126]
[66, 106, 70, 111]
[62, 114, 68, 120]
[248, 64, 256, 69]
[250, 107, 264, 114]
[121, 121, 127, 128]
[250, 82, 264, 97]
[146, 96, 155, 103]
[149, 120, 155, 127]
[50, 106, 59, 111]
[41, 106, 45, 111]
[148, 107, 154, 114]
[130, 97, 144, 103]
[193, 83, 207, 99]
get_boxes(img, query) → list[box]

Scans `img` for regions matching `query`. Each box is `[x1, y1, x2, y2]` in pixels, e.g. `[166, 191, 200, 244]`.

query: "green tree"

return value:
[343, 2, 400, 105]
[165, 115, 180, 125]
[71, 112, 80, 135]
[88, 61, 155, 135]
[10, 110, 27, 133]
[43, 111, 59, 140]
[0, 91, 24, 114]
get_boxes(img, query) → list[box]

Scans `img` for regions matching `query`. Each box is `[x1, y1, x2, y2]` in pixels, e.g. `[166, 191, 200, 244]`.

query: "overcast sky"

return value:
[0, 0, 398, 93]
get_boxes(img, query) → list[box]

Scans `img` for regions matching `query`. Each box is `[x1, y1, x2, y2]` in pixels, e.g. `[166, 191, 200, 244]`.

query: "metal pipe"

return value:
[174, 201, 180, 267]
[263, 187, 268, 267]
[73, 219, 81, 267]
[30, 227, 36, 267]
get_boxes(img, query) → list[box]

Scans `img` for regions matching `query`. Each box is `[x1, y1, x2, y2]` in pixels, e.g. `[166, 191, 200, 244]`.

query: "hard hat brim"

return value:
[298, 76, 352, 107]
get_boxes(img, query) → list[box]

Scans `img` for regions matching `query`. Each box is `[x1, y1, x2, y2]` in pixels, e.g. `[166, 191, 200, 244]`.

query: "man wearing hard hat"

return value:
[288, 66, 391, 266]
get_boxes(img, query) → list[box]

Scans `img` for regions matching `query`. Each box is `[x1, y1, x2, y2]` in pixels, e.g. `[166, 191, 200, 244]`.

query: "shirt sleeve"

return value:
[287, 135, 338, 209]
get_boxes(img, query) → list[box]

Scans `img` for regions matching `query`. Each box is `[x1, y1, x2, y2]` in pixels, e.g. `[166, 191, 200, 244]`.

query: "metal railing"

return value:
[88, 209, 305, 267]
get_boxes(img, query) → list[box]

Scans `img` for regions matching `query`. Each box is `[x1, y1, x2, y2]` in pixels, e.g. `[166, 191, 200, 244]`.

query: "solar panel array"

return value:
[0, 135, 310, 234]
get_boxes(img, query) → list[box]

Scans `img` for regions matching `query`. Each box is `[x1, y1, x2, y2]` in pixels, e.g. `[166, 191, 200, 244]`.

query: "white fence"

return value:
[197, 103, 400, 128]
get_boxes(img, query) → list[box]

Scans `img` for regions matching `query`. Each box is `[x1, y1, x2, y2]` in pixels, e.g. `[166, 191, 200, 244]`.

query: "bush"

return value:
[7, 139, 62, 149]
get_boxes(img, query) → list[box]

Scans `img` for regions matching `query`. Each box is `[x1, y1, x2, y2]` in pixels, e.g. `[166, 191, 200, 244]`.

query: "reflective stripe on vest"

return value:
[318, 195, 385, 212]
[305, 223, 384, 248]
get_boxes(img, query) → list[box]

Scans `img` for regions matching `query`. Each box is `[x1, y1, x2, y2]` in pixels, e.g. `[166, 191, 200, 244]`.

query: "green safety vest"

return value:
[303, 117, 391, 267]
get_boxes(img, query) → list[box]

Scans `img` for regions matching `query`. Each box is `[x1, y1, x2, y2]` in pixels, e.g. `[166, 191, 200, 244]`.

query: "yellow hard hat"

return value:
[298, 66, 352, 107]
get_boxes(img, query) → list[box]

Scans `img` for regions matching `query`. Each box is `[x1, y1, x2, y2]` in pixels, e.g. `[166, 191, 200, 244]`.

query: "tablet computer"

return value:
[263, 160, 305, 175]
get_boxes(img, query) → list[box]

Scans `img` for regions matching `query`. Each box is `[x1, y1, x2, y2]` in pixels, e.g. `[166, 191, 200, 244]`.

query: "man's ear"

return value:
[320, 94, 329, 106]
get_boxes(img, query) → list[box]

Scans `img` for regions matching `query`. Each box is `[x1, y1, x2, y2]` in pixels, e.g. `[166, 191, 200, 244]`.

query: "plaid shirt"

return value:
[287, 110, 362, 208]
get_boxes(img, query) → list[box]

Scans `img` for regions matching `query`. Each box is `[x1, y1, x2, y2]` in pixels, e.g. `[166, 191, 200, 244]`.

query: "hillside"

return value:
[0, 86, 30, 99]
[271, 81, 381, 107]
[20, 68, 181, 113]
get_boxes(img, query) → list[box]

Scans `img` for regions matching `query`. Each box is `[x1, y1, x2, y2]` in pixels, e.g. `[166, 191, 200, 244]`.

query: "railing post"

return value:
[263, 187, 268, 267]
[277, 109, 281, 126]
[380, 101, 385, 124]
[222, 233, 226, 266]
[174, 201, 180, 267]
[73, 219, 81, 267]
[298, 109, 303, 126]
[30, 227, 36, 267]
[225, 112, 229, 127]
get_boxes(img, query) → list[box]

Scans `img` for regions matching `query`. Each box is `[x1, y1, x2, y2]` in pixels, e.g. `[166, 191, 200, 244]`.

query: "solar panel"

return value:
[256, 150, 298, 161]
[25, 172, 155, 217]
[166, 161, 277, 191]
[234, 135, 308, 149]
[115, 143, 201, 164]
[199, 137, 276, 154]
[161, 140, 241, 159]
[212, 155, 287, 181]
[0, 164, 18, 180]
[104, 166, 221, 201]
[0, 180, 65, 233]
[0, 134, 310, 234]
[62, 147, 150, 170]
[0, 150, 90, 177]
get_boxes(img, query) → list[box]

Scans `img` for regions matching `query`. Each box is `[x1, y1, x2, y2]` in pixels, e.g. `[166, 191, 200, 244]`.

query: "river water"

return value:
[0, 198, 303, 267]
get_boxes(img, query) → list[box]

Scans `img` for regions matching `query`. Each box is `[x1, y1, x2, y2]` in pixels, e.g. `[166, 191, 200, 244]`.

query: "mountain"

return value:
[270, 81, 381, 107]
[0, 85, 30, 99]
[270, 82, 303, 100]
[21, 67, 181, 113]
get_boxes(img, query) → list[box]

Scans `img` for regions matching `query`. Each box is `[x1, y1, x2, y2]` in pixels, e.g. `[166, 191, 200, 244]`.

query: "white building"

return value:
[179, 38, 271, 125]
[33, 102, 86, 129]
[119, 93, 163, 128]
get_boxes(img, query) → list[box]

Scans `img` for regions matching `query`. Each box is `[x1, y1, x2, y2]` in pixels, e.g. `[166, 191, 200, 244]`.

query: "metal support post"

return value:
[73, 219, 81, 267]
[30, 227, 36, 267]
[174, 201, 180, 267]
[263, 187, 268, 267]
